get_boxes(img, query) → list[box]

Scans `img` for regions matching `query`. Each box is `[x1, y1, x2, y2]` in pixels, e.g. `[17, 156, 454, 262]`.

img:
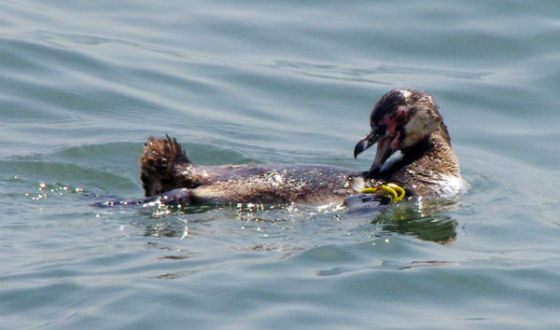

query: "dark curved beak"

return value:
[353, 130, 379, 159]
[354, 129, 394, 177]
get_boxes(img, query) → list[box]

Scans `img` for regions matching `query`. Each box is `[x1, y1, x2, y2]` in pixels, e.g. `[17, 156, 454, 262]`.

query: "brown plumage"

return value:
[141, 135, 358, 204]
[141, 135, 192, 196]
[140, 89, 463, 205]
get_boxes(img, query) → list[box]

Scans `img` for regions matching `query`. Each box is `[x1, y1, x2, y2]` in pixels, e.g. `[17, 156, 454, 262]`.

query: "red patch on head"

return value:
[379, 106, 409, 135]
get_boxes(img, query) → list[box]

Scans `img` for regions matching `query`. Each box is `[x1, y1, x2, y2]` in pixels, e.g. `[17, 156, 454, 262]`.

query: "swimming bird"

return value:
[139, 88, 463, 206]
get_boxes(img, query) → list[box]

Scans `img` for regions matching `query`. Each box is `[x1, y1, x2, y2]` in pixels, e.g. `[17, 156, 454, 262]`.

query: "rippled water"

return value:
[1, 1, 560, 329]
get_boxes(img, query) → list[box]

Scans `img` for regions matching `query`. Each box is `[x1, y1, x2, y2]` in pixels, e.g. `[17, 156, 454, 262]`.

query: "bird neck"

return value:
[372, 126, 461, 183]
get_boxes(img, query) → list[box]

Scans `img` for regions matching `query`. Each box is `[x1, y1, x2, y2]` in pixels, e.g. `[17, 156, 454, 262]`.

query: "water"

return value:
[1, 1, 560, 329]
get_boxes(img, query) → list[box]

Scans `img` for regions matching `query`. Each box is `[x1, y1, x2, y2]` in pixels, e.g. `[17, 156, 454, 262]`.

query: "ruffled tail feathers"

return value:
[140, 135, 190, 197]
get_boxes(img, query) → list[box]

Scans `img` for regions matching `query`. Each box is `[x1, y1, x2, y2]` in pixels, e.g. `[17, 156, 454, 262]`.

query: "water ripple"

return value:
[2, 0, 560, 329]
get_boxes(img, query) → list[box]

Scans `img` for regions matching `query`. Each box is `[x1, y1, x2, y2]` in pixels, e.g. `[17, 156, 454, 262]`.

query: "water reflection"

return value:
[135, 196, 460, 245]
[346, 194, 460, 244]
[143, 221, 187, 238]
[375, 210, 457, 244]
[373, 198, 460, 244]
